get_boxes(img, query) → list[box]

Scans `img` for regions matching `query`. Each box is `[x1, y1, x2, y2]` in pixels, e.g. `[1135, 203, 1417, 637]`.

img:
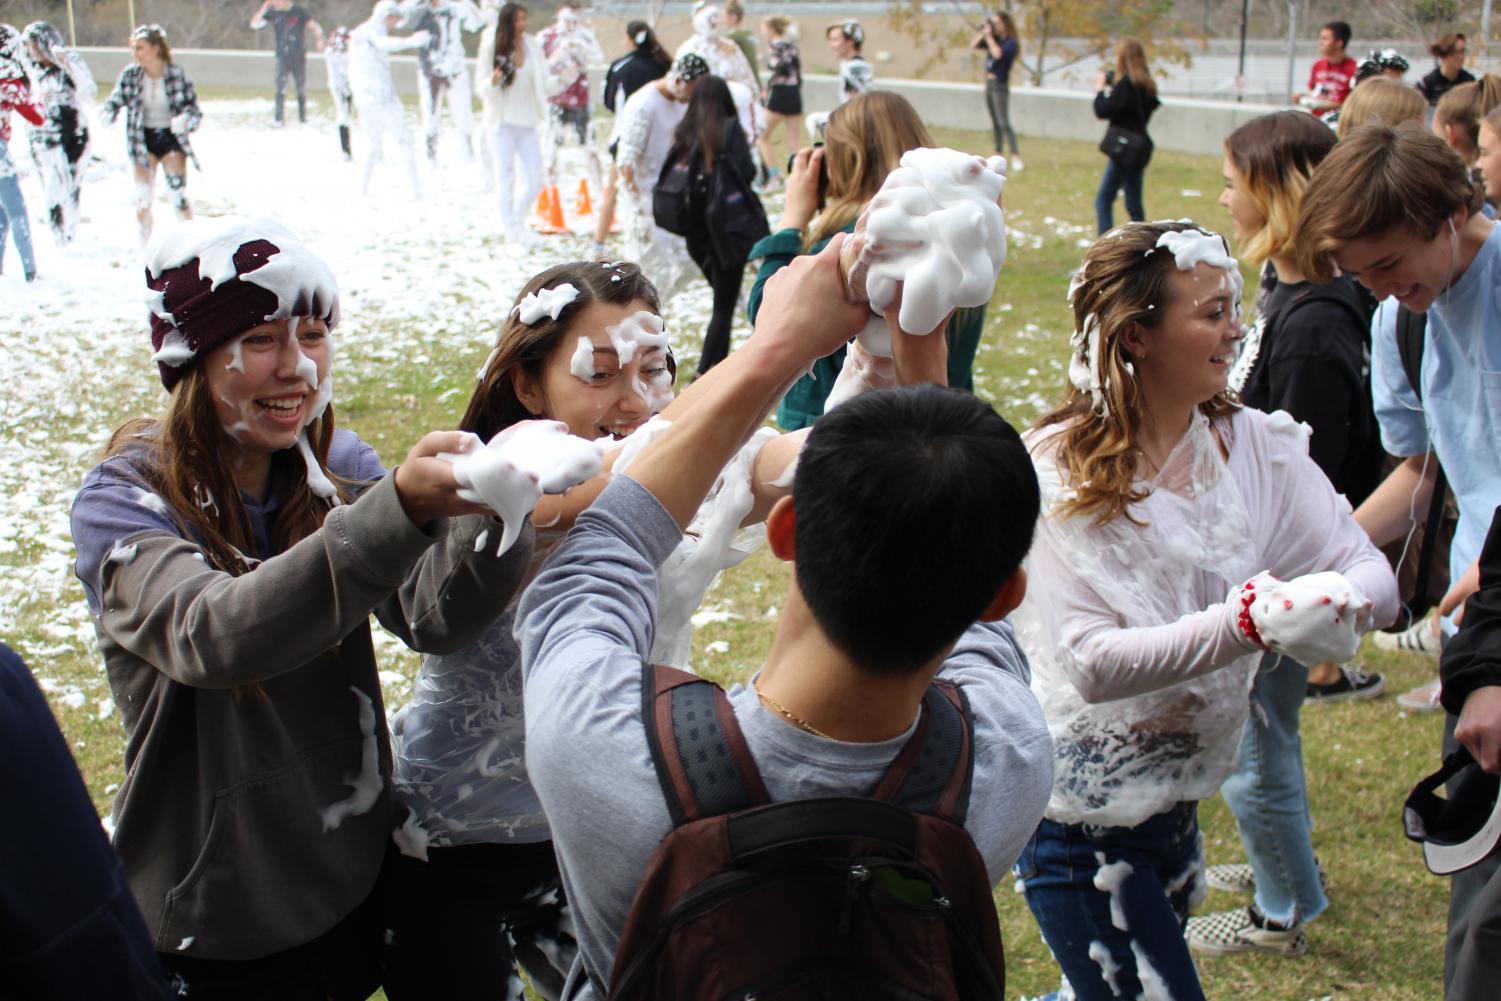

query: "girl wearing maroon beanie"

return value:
[69, 218, 534, 998]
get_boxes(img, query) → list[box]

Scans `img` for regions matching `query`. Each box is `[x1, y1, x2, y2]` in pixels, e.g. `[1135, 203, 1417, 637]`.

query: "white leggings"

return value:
[357, 97, 419, 195]
[490, 124, 544, 232]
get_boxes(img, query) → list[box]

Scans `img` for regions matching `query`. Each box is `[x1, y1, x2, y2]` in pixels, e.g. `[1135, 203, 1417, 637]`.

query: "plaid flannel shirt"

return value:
[100, 63, 202, 170]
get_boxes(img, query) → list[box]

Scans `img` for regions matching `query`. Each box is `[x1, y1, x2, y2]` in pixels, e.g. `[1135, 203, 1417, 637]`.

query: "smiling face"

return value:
[129, 36, 163, 66]
[203, 317, 332, 457]
[1219, 156, 1267, 247]
[513, 300, 672, 441]
[1333, 220, 1460, 311]
[1128, 262, 1243, 411]
[827, 28, 854, 60]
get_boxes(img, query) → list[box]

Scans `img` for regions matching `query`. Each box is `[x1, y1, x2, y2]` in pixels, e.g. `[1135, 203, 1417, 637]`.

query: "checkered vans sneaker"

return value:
[1203, 860, 1329, 895]
[1186, 906, 1308, 956]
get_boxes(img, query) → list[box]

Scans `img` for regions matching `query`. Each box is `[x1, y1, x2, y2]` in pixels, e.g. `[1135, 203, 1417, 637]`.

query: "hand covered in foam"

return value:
[1242, 571, 1375, 664]
[837, 148, 1007, 355]
[443, 420, 605, 555]
[822, 339, 896, 413]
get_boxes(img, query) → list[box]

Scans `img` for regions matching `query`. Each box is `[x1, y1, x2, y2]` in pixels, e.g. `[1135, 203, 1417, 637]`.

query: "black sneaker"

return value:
[1305, 664, 1385, 705]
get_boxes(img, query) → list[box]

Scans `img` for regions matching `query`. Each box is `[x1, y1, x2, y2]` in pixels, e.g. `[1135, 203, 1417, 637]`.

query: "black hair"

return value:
[670, 75, 735, 171]
[791, 385, 1040, 675]
[627, 19, 670, 68]
[1323, 21, 1351, 47]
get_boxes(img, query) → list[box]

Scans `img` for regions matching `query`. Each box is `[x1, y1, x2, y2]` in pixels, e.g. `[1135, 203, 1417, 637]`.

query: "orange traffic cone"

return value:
[529, 185, 552, 229]
[538, 184, 570, 234]
[575, 177, 593, 216]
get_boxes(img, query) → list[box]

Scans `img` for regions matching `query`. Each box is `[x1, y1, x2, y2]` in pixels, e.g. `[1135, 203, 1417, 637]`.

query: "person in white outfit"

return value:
[324, 26, 354, 160]
[398, 0, 482, 162]
[675, 3, 756, 95]
[476, 2, 556, 240]
[615, 53, 705, 291]
[349, 0, 429, 195]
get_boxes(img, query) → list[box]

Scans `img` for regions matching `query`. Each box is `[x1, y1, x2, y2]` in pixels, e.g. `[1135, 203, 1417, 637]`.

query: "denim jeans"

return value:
[985, 78, 1018, 155]
[1095, 157, 1145, 234]
[0, 171, 38, 277]
[1220, 652, 1329, 927]
[1017, 802, 1207, 1001]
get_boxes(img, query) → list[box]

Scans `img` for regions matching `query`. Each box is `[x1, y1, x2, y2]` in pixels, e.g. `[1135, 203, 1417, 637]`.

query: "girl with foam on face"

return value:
[384, 258, 824, 997]
[98, 24, 201, 244]
[1011, 221, 1398, 1001]
[69, 217, 537, 999]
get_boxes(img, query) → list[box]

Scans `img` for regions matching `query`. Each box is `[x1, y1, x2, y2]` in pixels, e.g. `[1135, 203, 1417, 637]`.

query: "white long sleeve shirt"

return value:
[349, 17, 426, 103]
[1014, 406, 1397, 828]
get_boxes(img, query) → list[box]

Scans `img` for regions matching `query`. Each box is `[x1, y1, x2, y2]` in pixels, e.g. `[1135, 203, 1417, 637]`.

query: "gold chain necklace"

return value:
[754, 683, 832, 739]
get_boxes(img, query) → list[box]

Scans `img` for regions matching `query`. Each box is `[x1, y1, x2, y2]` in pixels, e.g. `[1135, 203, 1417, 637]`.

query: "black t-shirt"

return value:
[265, 5, 314, 62]
[1240, 272, 1379, 499]
[1419, 66, 1476, 106]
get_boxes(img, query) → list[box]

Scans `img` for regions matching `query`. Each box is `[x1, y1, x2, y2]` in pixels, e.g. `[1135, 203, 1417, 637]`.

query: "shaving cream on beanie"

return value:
[144, 218, 340, 390]
[673, 52, 709, 82]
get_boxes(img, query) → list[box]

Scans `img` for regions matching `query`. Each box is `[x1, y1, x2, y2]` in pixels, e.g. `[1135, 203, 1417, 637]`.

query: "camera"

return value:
[787, 142, 830, 209]
[1104, 68, 1115, 86]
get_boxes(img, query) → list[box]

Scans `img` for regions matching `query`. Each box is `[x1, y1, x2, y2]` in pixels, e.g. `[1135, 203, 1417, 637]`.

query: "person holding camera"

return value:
[744, 91, 987, 429]
[974, 11, 1021, 169]
[1092, 36, 1159, 235]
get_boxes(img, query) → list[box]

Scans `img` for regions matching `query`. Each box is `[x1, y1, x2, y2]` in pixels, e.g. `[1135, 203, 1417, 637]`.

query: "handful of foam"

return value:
[838, 148, 1007, 356]
[443, 420, 604, 555]
[1247, 570, 1374, 664]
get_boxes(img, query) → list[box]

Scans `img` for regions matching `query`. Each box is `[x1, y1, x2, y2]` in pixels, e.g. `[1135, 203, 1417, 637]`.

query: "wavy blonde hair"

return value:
[1033, 221, 1239, 526]
[805, 91, 933, 250]
[1336, 77, 1425, 138]
[1224, 111, 1336, 268]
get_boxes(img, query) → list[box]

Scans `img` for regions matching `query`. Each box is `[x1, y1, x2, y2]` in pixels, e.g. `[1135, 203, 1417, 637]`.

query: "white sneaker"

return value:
[1396, 678, 1444, 712]
[1372, 615, 1442, 656]
[1010, 155, 1025, 171]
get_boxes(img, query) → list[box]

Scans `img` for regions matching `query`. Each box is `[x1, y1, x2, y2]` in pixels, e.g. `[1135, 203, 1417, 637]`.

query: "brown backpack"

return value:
[606, 664, 1006, 1001]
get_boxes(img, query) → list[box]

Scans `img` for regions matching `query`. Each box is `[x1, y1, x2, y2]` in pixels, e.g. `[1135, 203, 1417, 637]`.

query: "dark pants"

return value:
[1095, 156, 1146, 234]
[275, 53, 308, 124]
[552, 105, 589, 145]
[985, 77, 1018, 154]
[1018, 802, 1207, 1001]
[158, 867, 387, 1000]
[383, 840, 576, 1001]
[687, 237, 747, 375]
[1443, 712, 1501, 1000]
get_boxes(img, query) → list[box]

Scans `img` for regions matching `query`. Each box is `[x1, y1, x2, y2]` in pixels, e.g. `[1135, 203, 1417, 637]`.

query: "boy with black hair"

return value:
[1297, 120, 1501, 997]
[518, 239, 1053, 997]
[1295, 20, 1356, 112]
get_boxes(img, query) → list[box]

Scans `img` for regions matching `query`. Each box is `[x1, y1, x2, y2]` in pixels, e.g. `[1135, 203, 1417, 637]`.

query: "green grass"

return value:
[13, 111, 1449, 1000]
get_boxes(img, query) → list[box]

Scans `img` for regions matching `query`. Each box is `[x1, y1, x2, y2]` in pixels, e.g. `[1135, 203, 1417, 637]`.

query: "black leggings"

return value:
[383, 840, 576, 1001]
[688, 238, 748, 375]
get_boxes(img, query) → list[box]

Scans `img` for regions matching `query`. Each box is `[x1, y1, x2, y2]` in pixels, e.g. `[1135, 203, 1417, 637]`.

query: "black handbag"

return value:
[653, 155, 694, 236]
[1099, 124, 1150, 170]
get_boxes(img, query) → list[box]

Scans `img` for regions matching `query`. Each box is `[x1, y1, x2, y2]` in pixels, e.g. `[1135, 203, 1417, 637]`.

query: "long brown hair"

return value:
[995, 11, 1019, 58]
[104, 364, 347, 576]
[463, 261, 667, 441]
[805, 90, 933, 250]
[493, 3, 526, 86]
[1224, 111, 1336, 268]
[1033, 221, 1238, 526]
[670, 75, 737, 172]
[131, 24, 172, 64]
[1114, 37, 1156, 98]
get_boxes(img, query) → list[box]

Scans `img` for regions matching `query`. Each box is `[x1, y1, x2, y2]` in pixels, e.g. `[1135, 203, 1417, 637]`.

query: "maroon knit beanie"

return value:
[145, 220, 340, 390]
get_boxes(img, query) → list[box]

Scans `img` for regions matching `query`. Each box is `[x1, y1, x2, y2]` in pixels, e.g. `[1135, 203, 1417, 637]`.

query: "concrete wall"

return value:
[80, 47, 1285, 157]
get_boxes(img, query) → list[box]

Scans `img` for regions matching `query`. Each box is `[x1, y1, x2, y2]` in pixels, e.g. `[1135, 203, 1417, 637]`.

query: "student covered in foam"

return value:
[68, 217, 535, 998]
[385, 258, 824, 997]
[1012, 221, 1397, 1001]
[516, 235, 1052, 998]
[746, 91, 989, 429]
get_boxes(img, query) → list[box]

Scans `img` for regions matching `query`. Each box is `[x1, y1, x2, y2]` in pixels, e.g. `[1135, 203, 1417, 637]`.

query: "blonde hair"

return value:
[1033, 222, 1238, 526]
[1433, 75, 1501, 160]
[1114, 37, 1157, 98]
[1296, 122, 1481, 282]
[1336, 77, 1426, 138]
[1224, 111, 1337, 268]
[805, 91, 933, 250]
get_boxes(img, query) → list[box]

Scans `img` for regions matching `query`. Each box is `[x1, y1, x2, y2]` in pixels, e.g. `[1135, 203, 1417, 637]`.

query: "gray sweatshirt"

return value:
[70, 429, 533, 960]
[517, 476, 1054, 996]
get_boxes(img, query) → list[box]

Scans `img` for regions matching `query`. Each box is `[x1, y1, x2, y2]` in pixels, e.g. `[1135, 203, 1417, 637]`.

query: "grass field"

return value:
[1, 99, 1450, 1000]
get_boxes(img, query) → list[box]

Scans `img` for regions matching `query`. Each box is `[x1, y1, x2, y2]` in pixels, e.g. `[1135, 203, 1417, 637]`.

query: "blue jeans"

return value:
[1220, 653, 1329, 927]
[1095, 157, 1145, 235]
[1017, 803, 1207, 1001]
[0, 171, 38, 277]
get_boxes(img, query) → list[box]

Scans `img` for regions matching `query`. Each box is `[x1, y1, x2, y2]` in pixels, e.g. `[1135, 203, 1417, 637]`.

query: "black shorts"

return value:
[767, 84, 802, 116]
[143, 127, 183, 160]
